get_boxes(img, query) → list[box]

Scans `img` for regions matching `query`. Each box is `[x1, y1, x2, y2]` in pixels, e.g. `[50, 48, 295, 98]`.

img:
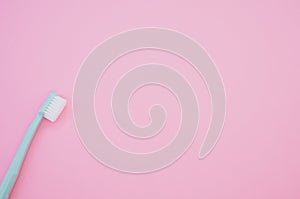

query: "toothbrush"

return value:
[0, 92, 66, 199]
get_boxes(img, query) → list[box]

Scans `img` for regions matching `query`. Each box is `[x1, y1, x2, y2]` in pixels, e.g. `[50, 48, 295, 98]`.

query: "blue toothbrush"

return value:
[0, 92, 66, 199]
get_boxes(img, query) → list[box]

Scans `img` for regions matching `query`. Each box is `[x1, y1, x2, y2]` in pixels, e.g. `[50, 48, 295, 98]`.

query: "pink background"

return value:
[1, 0, 300, 198]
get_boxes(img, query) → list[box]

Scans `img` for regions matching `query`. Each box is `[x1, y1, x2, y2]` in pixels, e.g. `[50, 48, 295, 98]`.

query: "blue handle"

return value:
[0, 113, 43, 199]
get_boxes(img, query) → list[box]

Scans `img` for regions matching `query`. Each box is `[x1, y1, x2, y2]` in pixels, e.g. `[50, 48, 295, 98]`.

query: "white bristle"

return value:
[44, 96, 67, 122]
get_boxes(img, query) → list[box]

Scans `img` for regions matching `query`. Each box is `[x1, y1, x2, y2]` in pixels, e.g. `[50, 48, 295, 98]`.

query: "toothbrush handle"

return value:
[0, 113, 43, 199]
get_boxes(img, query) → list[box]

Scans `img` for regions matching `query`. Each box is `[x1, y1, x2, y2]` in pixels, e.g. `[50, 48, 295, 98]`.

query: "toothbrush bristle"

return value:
[44, 95, 66, 122]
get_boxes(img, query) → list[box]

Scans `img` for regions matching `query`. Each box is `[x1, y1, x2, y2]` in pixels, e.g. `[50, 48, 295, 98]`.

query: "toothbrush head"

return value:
[44, 95, 67, 122]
